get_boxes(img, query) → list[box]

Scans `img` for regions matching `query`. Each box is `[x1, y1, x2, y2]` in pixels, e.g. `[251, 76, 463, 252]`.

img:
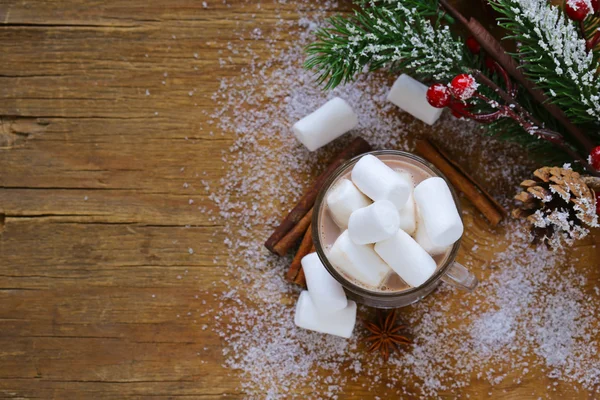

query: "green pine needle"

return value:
[303, 0, 597, 166]
[304, 1, 467, 90]
[489, 0, 600, 129]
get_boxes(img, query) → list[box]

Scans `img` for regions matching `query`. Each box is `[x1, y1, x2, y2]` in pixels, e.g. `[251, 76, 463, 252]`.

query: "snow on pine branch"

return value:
[305, 1, 465, 89]
[492, 0, 600, 124]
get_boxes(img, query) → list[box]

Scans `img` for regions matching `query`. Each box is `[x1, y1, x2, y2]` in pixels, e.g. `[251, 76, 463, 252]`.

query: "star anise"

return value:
[363, 309, 412, 361]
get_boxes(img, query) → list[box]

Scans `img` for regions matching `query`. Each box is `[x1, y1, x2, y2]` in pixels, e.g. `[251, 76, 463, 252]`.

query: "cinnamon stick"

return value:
[293, 267, 307, 288]
[265, 137, 372, 254]
[293, 244, 315, 288]
[286, 222, 313, 283]
[415, 139, 505, 226]
[272, 208, 314, 256]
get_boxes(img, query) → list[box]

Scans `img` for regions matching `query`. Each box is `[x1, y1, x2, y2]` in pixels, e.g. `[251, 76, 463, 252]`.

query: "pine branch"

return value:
[489, 0, 600, 127]
[304, 1, 467, 90]
[303, 0, 595, 168]
[355, 0, 452, 20]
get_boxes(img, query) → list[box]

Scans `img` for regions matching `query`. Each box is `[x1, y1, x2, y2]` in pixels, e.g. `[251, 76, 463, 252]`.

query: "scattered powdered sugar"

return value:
[192, 1, 600, 397]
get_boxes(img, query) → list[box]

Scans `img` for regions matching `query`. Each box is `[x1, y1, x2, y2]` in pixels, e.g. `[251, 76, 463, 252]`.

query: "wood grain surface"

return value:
[0, 0, 598, 399]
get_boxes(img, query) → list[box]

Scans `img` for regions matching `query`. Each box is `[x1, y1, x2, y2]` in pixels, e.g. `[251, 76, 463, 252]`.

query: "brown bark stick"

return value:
[286, 222, 313, 283]
[272, 208, 314, 256]
[416, 139, 505, 226]
[293, 244, 316, 288]
[293, 267, 307, 288]
[438, 0, 594, 153]
[265, 137, 372, 254]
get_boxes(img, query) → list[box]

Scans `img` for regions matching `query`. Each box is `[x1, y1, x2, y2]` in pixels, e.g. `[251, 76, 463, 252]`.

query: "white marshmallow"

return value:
[398, 193, 417, 235]
[302, 253, 347, 314]
[294, 291, 357, 338]
[387, 74, 443, 126]
[326, 178, 371, 228]
[351, 155, 411, 209]
[292, 97, 359, 151]
[395, 171, 417, 235]
[374, 229, 437, 287]
[414, 213, 450, 256]
[414, 177, 464, 247]
[348, 200, 400, 244]
[328, 230, 391, 288]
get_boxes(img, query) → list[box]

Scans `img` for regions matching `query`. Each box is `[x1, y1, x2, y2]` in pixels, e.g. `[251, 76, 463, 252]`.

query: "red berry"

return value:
[465, 36, 481, 54]
[451, 102, 468, 118]
[485, 56, 497, 72]
[449, 74, 478, 100]
[426, 84, 451, 108]
[592, 0, 600, 12]
[565, 0, 591, 21]
[596, 192, 600, 216]
[590, 145, 600, 170]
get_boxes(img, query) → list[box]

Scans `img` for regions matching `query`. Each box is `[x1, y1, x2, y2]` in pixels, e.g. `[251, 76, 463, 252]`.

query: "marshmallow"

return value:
[414, 177, 464, 247]
[351, 155, 411, 209]
[302, 253, 347, 314]
[374, 229, 437, 287]
[398, 193, 417, 235]
[414, 213, 451, 256]
[326, 178, 371, 228]
[294, 291, 357, 338]
[328, 230, 391, 288]
[387, 74, 443, 126]
[396, 171, 417, 235]
[348, 200, 400, 244]
[292, 97, 359, 151]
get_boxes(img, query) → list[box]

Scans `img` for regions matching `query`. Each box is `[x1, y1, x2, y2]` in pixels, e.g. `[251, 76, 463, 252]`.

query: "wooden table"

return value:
[0, 0, 598, 398]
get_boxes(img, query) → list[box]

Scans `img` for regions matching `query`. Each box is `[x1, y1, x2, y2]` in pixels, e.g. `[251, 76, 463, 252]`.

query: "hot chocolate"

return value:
[318, 154, 452, 293]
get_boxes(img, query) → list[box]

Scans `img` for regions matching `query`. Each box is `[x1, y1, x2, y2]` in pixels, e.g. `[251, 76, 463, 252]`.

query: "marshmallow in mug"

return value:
[414, 213, 451, 256]
[326, 178, 371, 229]
[328, 230, 391, 288]
[395, 171, 417, 235]
[292, 97, 358, 151]
[387, 74, 443, 126]
[294, 291, 357, 338]
[414, 177, 464, 247]
[351, 154, 411, 209]
[375, 229, 437, 288]
[301, 253, 348, 314]
[348, 200, 400, 245]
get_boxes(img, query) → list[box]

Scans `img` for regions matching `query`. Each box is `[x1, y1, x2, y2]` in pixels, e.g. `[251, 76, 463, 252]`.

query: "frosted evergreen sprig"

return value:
[305, 1, 467, 90]
[490, 0, 600, 126]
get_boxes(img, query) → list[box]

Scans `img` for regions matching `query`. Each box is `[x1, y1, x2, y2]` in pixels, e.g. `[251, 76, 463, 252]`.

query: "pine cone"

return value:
[512, 166, 599, 248]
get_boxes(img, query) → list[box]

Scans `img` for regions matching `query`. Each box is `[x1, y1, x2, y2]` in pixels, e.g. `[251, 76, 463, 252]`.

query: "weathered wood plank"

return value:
[1, 220, 226, 269]
[0, 0, 599, 398]
[0, 190, 215, 224]
[0, 136, 228, 190]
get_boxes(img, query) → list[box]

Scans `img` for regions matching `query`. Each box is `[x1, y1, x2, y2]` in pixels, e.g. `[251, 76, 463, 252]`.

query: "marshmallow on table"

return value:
[327, 178, 371, 228]
[328, 230, 391, 288]
[415, 213, 451, 256]
[294, 291, 357, 338]
[348, 200, 400, 244]
[351, 155, 411, 209]
[374, 229, 437, 287]
[387, 74, 443, 126]
[292, 97, 359, 152]
[396, 171, 417, 235]
[414, 177, 464, 247]
[302, 253, 347, 314]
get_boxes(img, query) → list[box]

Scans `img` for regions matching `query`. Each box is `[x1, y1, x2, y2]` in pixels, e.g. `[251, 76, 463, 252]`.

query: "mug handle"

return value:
[441, 262, 478, 292]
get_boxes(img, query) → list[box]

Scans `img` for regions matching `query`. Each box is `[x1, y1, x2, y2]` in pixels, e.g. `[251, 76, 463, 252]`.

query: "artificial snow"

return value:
[173, 0, 600, 398]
